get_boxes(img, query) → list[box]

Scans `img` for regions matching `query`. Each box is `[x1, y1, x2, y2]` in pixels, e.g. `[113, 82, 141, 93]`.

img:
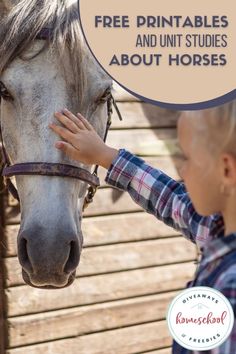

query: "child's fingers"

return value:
[54, 111, 81, 133]
[62, 109, 86, 130]
[77, 113, 94, 131]
[55, 141, 79, 160]
[49, 123, 76, 143]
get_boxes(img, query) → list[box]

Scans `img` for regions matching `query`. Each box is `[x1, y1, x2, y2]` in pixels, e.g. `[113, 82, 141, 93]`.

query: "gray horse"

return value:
[0, 0, 112, 288]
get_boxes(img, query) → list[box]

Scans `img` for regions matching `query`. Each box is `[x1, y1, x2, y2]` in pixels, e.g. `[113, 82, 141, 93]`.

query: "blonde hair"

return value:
[187, 100, 236, 157]
[213, 100, 236, 154]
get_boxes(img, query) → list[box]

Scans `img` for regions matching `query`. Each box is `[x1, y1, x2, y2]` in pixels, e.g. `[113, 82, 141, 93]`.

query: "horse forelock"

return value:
[0, 0, 86, 105]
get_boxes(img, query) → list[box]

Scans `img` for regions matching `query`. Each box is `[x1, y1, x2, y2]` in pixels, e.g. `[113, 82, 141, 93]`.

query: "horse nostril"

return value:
[64, 240, 80, 274]
[18, 237, 33, 274]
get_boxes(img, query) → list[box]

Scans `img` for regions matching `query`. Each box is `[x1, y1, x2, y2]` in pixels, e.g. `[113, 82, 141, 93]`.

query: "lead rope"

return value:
[82, 93, 123, 211]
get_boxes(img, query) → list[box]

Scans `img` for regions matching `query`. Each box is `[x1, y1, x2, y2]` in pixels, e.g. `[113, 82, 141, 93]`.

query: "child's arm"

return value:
[49, 110, 224, 249]
[104, 148, 224, 248]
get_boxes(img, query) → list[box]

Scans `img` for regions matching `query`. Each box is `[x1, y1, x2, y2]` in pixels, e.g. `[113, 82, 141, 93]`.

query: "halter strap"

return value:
[83, 92, 122, 209]
[2, 162, 100, 185]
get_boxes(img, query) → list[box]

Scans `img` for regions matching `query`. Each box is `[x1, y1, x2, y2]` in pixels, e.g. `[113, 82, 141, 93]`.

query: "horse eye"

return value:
[0, 81, 14, 101]
[96, 88, 112, 104]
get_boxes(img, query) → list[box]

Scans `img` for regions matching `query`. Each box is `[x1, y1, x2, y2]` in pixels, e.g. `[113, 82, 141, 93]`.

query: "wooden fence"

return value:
[0, 84, 198, 354]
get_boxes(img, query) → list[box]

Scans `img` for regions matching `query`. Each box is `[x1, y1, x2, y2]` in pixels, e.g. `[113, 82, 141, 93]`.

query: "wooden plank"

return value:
[106, 129, 178, 156]
[141, 349, 171, 354]
[111, 102, 179, 129]
[83, 188, 137, 216]
[4, 212, 181, 257]
[8, 291, 179, 347]
[112, 82, 140, 101]
[3, 203, 20, 226]
[7, 262, 196, 317]
[5, 237, 196, 287]
[83, 187, 167, 217]
[0, 176, 6, 354]
[6, 320, 172, 354]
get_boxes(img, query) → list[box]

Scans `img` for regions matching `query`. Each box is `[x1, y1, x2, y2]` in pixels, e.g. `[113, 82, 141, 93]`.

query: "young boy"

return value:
[49, 102, 236, 354]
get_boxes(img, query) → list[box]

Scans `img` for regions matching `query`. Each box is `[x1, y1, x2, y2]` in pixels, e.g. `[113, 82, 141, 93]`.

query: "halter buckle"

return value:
[82, 185, 98, 211]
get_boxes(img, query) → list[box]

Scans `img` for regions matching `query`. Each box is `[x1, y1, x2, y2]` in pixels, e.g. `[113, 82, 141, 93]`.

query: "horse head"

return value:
[0, 0, 112, 288]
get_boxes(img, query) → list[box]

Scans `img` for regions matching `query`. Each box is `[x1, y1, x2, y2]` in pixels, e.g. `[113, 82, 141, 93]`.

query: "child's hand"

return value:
[49, 109, 119, 169]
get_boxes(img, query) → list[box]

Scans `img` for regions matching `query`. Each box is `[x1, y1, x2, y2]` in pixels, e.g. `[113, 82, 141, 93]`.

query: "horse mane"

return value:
[0, 0, 85, 104]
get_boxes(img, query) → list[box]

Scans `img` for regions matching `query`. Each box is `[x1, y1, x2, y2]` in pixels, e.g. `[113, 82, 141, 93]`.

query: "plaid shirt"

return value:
[105, 149, 236, 354]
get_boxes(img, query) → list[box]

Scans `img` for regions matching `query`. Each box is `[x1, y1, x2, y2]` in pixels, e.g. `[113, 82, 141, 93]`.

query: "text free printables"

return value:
[94, 15, 228, 28]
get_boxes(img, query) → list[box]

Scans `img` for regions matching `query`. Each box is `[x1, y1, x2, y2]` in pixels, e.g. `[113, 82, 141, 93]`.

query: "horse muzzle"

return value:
[22, 269, 76, 289]
[17, 223, 82, 288]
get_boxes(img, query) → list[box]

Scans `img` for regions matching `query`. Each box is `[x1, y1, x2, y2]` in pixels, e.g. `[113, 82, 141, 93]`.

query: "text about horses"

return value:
[94, 15, 229, 67]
